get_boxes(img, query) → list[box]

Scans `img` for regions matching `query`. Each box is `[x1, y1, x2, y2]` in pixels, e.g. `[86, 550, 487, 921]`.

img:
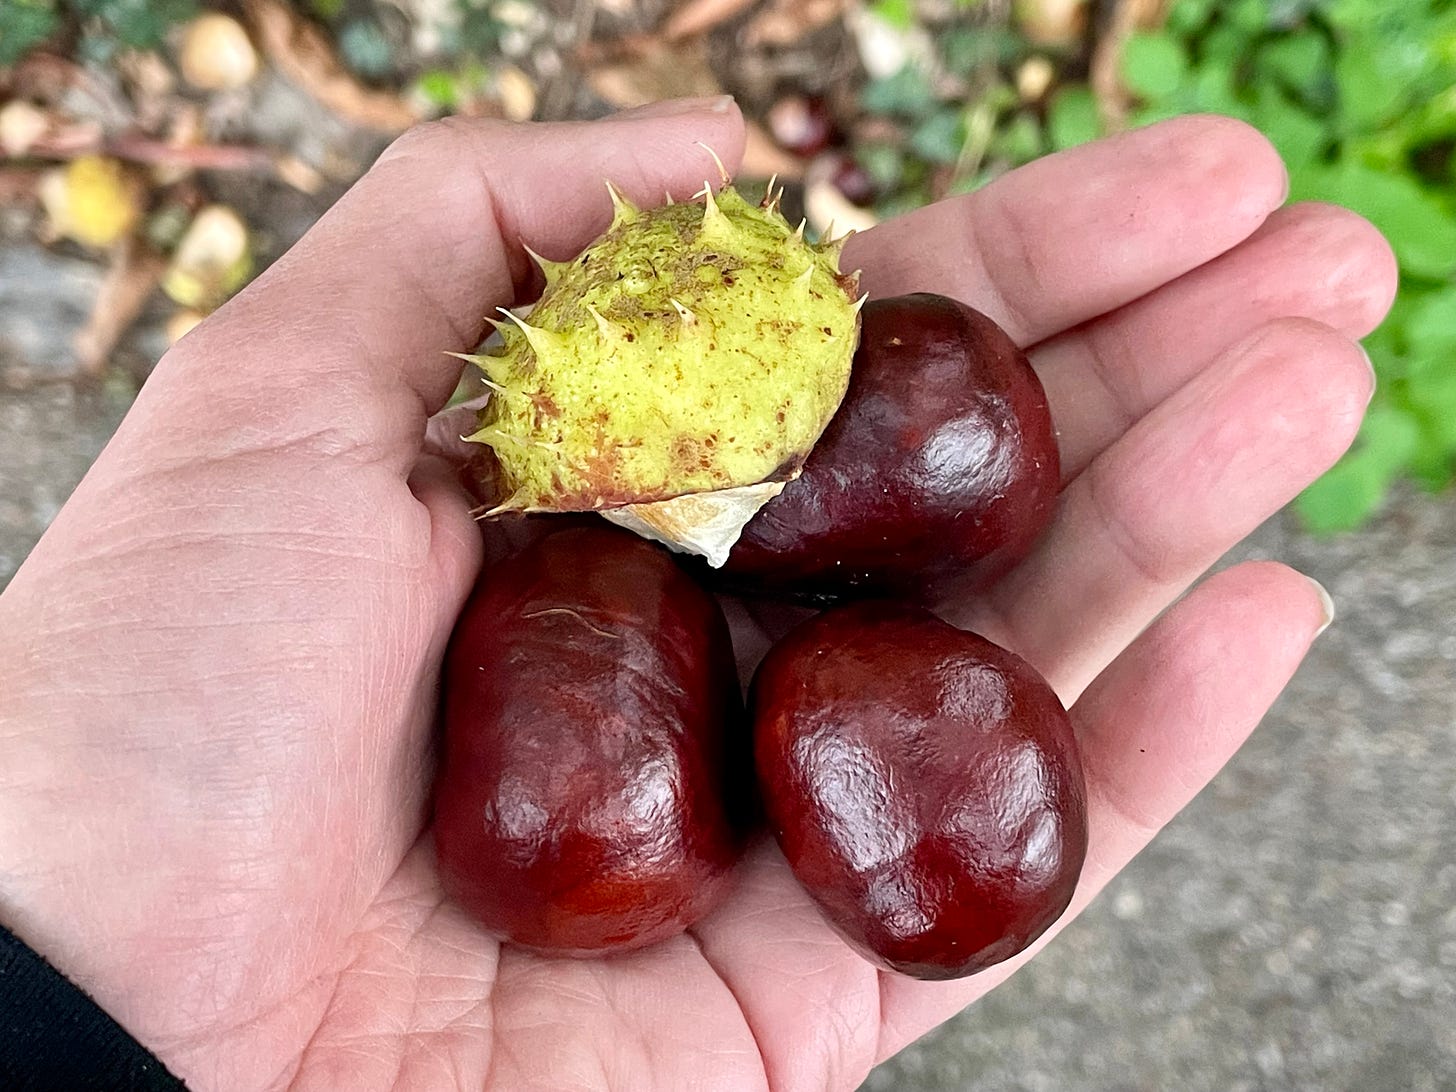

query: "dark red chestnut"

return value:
[434, 525, 748, 956]
[768, 94, 838, 158]
[751, 601, 1087, 980]
[828, 153, 878, 207]
[724, 293, 1059, 603]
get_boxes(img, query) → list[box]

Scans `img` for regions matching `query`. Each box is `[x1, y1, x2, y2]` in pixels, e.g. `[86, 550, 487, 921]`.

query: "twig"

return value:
[72, 237, 167, 378]
[1090, 0, 1173, 131]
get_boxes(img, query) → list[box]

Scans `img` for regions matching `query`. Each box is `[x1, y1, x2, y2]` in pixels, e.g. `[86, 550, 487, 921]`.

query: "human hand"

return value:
[0, 98, 1394, 1090]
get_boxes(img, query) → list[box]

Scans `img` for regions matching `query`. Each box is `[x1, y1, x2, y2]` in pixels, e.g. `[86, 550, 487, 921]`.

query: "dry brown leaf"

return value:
[586, 39, 722, 109]
[73, 237, 167, 377]
[243, 0, 418, 133]
[662, 0, 757, 41]
[743, 0, 847, 47]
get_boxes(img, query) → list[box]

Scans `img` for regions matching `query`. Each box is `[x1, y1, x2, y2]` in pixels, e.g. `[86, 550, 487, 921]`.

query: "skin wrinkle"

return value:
[680, 926, 773, 1090]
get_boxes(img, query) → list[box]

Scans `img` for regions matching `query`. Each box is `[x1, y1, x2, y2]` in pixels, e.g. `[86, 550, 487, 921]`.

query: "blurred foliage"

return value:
[1, 0, 199, 65]
[4, 0, 1453, 532]
[1125, 0, 1456, 532]
[860, 0, 1456, 532]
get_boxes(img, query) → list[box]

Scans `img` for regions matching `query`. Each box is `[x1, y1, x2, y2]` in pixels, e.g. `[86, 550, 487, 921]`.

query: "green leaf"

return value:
[1186, 60, 1244, 117]
[1335, 46, 1409, 132]
[869, 0, 915, 30]
[1227, 0, 1270, 33]
[910, 107, 965, 164]
[1047, 87, 1100, 150]
[1290, 162, 1456, 279]
[415, 70, 459, 109]
[1295, 457, 1392, 532]
[71, 0, 197, 47]
[1252, 87, 1327, 168]
[339, 19, 395, 80]
[1295, 403, 1421, 532]
[861, 65, 938, 118]
[993, 112, 1045, 165]
[1167, 0, 1219, 35]
[1258, 33, 1330, 100]
[1122, 31, 1189, 100]
[1199, 25, 1250, 67]
[0, 0, 59, 66]
[1406, 286, 1456, 358]
[855, 141, 906, 191]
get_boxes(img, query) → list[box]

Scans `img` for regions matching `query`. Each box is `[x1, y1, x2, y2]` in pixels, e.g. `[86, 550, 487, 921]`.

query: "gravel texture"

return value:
[1, 370, 1452, 1090]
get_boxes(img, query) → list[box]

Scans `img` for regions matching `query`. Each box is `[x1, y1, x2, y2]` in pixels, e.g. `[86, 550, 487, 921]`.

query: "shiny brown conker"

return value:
[434, 525, 748, 956]
[723, 292, 1060, 603]
[751, 601, 1087, 980]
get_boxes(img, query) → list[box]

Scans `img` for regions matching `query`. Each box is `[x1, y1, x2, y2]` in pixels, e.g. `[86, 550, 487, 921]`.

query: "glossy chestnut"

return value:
[434, 525, 748, 956]
[724, 292, 1059, 602]
[751, 601, 1087, 980]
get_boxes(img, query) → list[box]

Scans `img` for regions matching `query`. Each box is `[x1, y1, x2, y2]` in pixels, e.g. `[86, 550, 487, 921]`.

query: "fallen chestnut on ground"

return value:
[433, 525, 749, 956]
[723, 292, 1059, 603]
[751, 601, 1087, 980]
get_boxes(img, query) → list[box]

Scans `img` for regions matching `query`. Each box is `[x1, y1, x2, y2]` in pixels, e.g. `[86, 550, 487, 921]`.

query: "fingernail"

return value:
[617, 95, 735, 121]
[1358, 342, 1377, 405]
[1307, 575, 1336, 638]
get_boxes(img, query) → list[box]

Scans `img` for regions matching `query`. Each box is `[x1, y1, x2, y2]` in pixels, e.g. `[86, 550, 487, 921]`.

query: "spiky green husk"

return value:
[464, 181, 862, 514]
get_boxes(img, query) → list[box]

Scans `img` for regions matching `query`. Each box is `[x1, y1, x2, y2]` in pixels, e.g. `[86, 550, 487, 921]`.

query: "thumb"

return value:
[130, 97, 745, 472]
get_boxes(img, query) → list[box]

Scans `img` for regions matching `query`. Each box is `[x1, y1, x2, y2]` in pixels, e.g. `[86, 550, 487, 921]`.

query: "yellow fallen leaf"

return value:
[39, 156, 143, 249]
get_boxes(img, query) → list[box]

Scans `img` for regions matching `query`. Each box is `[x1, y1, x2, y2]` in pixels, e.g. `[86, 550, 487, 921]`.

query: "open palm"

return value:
[0, 99, 1394, 1091]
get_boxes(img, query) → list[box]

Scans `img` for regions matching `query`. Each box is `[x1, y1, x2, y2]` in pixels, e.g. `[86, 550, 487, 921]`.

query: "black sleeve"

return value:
[0, 923, 188, 1091]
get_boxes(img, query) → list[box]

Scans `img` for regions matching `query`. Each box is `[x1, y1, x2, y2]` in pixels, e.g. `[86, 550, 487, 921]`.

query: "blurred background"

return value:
[1, 0, 1454, 1088]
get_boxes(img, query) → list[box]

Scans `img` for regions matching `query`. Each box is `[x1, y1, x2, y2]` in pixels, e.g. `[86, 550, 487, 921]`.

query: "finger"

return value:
[845, 116, 1288, 346]
[874, 561, 1331, 1062]
[691, 841, 883, 1092]
[406, 453, 484, 602]
[958, 319, 1371, 700]
[1035, 202, 1398, 479]
[139, 98, 745, 470]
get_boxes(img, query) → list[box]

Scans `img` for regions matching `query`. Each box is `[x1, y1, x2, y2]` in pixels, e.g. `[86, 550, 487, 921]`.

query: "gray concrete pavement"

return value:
[1, 371, 1452, 1090]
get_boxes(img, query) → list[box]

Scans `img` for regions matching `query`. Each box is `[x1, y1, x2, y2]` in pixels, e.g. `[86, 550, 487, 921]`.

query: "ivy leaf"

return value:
[861, 65, 938, 119]
[1122, 31, 1189, 100]
[1335, 46, 1410, 132]
[339, 19, 395, 80]
[0, 0, 59, 66]
[1406, 286, 1456, 358]
[1168, 0, 1219, 35]
[1047, 86, 1100, 150]
[1295, 402, 1421, 533]
[1252, 87, 1327, 168]
[993, 113, 1045, 165]
[910, 107, 965, 164]
[1259, 33, 1330, 100]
